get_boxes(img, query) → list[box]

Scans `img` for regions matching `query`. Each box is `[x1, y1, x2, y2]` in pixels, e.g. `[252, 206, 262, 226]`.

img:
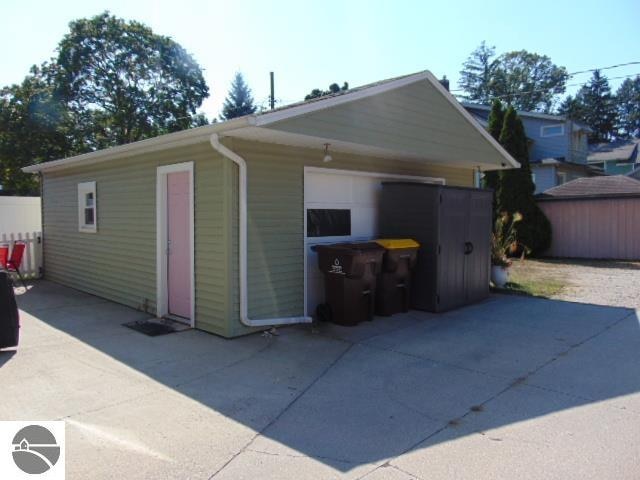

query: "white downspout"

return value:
[209, 134, 313, 328]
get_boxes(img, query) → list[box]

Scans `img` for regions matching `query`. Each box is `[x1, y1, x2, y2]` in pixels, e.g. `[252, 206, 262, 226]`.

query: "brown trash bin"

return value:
[374, 239, 420, 316]
[315, 242, 385, 326]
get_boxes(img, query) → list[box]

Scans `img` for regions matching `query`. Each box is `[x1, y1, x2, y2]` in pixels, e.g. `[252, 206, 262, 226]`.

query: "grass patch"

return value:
[495, 259, 568, 298]
[501, 279, 565, 298]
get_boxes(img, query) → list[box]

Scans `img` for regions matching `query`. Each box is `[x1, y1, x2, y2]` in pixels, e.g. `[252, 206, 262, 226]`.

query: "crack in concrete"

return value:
[360, 309, 638, 480]
[245, 447, 357, 466]
[208, 342, 355, 479]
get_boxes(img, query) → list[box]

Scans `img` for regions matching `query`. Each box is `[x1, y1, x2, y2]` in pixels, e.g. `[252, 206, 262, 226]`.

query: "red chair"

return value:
[4, 243, 26, 288]
[0, 246, 8, 273]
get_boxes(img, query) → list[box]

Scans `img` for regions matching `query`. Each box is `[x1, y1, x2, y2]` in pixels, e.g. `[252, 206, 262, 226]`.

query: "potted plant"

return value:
[491, 211, 524, 288]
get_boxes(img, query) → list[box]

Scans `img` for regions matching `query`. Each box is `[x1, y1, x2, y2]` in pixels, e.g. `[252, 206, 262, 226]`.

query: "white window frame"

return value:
[78, 181, 97, 233]
[540, 124, 565, 137]
[531, 172, 536, 185]
[557, 172, 567, 185]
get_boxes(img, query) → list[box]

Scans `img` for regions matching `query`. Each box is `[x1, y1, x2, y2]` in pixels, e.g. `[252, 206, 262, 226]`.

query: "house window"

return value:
[307, 209, 351, 237]
[556, 172, 567, 185]
[540, 124, 565, 137]
[78, 181, 97, 233]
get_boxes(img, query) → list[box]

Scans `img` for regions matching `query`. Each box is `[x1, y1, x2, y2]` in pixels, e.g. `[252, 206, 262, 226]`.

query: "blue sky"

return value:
[3, 0, 639, 118]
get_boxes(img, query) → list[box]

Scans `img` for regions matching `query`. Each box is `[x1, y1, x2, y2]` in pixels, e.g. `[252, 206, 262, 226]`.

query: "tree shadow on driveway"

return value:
[7, 280, 640, 478]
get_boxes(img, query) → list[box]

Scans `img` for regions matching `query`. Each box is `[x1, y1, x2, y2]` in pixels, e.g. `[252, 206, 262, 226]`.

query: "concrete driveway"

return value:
[2, 281, 639, 479]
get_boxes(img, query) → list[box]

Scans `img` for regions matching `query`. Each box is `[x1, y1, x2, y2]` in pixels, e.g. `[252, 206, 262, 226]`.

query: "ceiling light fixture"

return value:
[323, 143, 332, 163]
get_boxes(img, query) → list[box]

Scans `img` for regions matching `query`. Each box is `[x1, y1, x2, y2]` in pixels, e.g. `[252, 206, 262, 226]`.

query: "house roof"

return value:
[587, 138, 639, 163]
[540, 175, 640, 198]
[24, 70, 519, 173]
[461, 102, 591, 131]
[628, 165, 640, 180]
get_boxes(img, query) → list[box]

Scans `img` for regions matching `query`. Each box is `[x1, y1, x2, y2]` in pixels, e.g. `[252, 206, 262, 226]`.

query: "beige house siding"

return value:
[226, 138, 474, 337]
[41, 142, 233, 336]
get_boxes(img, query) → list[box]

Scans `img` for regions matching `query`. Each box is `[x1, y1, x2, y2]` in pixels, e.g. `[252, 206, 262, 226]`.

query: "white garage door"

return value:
[304, 168, 442, 317]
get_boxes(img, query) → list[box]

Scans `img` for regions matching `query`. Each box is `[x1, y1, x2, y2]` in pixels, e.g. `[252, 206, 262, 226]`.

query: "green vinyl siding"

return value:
[41, 136, 476, 339]
[41, 141, 233, 336]
[266, 81, 505, 169]
[226, 138, 474, 337]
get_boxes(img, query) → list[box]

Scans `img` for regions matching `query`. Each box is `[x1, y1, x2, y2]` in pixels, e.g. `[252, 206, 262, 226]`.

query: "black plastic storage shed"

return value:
[379, 182, 492, 312]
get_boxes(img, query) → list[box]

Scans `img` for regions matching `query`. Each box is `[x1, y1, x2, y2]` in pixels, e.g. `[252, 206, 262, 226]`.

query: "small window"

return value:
[540, 124, 565, 137]
[78, 181, 97, 233]
[307, 209, 351, 237]
[556, 172, 567, 185]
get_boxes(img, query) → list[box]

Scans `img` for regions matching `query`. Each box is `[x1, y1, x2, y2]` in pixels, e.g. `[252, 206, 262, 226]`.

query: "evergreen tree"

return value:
[497, 106, 551, 255]
[562, 71, 616, 143]
[220, 72, 257, 121]
[482, 99, 504, 196]
[615, 76, 640, 137]
[458, 41, 498, 104]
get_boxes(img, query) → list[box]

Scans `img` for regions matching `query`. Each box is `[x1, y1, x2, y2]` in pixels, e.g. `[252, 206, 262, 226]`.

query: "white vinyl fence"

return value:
[0, 196, 42, 278]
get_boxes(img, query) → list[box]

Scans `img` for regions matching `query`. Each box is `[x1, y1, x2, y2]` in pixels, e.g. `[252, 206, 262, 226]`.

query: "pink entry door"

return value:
[167, 171, 191, 320]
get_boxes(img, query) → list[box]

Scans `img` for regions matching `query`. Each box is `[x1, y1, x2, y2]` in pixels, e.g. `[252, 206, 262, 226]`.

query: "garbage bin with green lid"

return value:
[315, 242, 385, 326]
[374, 239, 420, 316]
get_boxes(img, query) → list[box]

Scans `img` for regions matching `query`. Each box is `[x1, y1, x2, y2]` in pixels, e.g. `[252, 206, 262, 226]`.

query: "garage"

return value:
[303, 167, 443, 317]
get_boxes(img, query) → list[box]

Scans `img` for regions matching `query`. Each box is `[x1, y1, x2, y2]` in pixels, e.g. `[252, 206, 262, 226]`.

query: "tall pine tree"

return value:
[482, 99, 504, 202]
[560, 70, 616, 143]
[615, 76, 640, 137]
[497, 106, 551, 255]
[220, 72, 257, 120]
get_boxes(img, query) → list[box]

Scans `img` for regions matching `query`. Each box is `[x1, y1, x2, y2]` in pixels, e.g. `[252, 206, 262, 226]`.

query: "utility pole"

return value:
[270, 72, 275, 110]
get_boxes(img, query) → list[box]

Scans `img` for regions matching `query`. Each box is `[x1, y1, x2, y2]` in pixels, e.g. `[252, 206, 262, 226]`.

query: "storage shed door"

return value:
[304, 171, 381, 317]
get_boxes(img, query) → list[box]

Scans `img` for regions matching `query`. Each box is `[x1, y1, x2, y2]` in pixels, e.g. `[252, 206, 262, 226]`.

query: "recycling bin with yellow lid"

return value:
[374, 238, 420, 316]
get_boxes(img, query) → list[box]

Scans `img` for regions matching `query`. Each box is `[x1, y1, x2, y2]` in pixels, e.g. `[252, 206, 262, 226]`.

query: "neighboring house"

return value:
[537, 176, 640, 260]
[463, 103, 596, 193]
[22, 70, 517, 338]
[587, 138, 639, 175]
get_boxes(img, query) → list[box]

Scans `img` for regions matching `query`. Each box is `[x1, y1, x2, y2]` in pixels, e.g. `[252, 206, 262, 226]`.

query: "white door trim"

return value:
[303, 166, 445, 317]
[156, 161, 195, 327]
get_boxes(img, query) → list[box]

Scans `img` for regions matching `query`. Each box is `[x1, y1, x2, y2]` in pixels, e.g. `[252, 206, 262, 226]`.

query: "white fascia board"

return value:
[255, 72, 431, 126]
[427, 73, 519, 169]
[22, 117, 252, 173]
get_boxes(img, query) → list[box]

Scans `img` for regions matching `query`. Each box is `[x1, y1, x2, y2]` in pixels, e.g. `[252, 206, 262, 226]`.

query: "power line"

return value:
[453, 72, 640, 101]
[450, 60, 640, 93]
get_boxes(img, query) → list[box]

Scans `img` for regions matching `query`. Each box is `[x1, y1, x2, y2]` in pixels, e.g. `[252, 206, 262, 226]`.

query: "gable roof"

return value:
[540, 175, 640, 198]
[587, 139, 639, 163]
[24, 70, 518, 173]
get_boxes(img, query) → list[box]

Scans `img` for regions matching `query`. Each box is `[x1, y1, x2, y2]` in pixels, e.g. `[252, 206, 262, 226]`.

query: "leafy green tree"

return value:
[490, 51, 568, 112]
[559, 70, 616, 143]
[54, 12, 209, 147]
[615, 75, 640, 137]
[0, 65, 71, 195]
[220, 72, 257, 120]
[497, 106, 551, 255]
[459, 44, 568, 112]
[304, 82, 349, 100]
[458, 41, 498, 104]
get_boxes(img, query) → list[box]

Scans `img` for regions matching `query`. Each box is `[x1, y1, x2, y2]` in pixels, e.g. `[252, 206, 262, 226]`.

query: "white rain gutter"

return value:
[209, 133, 313, 328]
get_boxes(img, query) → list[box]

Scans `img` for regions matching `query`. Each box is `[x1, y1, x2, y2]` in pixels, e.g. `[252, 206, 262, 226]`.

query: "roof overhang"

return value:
[24, 70, 518, 174]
